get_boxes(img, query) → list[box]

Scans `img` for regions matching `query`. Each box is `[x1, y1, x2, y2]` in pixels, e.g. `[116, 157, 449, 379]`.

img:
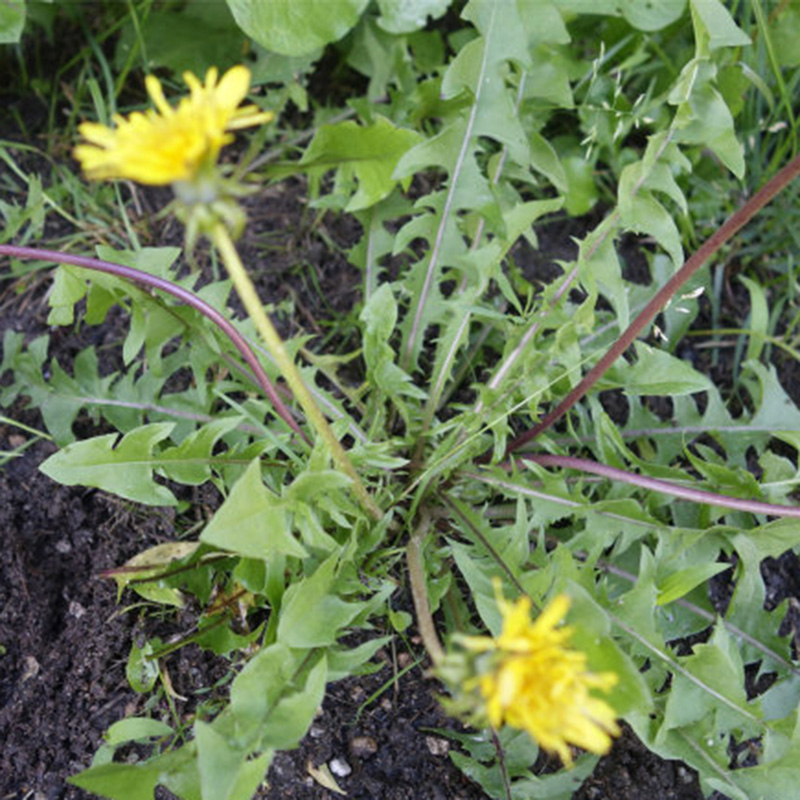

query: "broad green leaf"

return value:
[294, 116, 422, 211]
[562, 154, 599, 216]
[68, 762, 162, 800]
[577, 228, 628, 331]
[195, 720, 271, 800]
[568, 585, 652, 715]
[529, 131, 568, 192]
[519, 0, 570, 44]
[231, 645, 328, 749]
[105, 718, 173, 747]
[226, 0, 370, 56]
[95, 245, 182, 281]
[748, 361, 800, 433]
[259, 656, 328, 748]
[690, 0, 750, 51]
[277, 556, 365, 647]
[328, 635, 392, 681]
[727, 741, 800, 800]
[39, 423, 177, 506]
[126, 639, 159, 693]
[620, 0, 686, 30]
[284, 469, 354, 504]
[737, 518, 800, 562]
[618, 182, 683, 267]
[115, 2, 244, 76]
[200, 459, 307, 560]
[376, 0, 450, 33]
[0, 0, 24, 43]
[551, 0, 622, 12]
[231, 643, 298, 726]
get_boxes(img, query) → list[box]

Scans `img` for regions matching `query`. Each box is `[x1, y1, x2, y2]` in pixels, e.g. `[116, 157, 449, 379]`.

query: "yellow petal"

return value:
[145, 75, 174, 117]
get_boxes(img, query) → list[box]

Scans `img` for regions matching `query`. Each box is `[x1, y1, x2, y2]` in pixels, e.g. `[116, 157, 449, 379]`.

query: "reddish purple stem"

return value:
[0, 244, 309, 443]
[521, 453, 800, 518]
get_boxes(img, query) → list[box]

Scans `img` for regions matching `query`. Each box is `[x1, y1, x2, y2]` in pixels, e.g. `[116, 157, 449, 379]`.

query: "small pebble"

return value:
[329, 757, 352, 777]
[309, 724, 326, 738]
[21, 655, 39, 682]
[677, 765, 695, 785]
[55, 539, 72, 554]
[69, 601, 86, 619]
[426, 736, 449, 756]
[350, 735, 378, 757]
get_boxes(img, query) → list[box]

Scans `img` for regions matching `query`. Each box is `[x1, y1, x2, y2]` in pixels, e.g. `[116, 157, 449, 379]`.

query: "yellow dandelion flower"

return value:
[462, 590, 620, 766]
[74, 66, 274, 186]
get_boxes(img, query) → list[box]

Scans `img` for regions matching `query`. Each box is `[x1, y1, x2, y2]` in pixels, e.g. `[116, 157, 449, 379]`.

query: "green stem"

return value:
[211, 223, 382, 521]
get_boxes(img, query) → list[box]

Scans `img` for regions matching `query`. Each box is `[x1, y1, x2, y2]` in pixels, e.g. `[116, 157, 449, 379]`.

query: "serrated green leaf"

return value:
[568, 586, 653, 716]
[39, 423, 177, 506]
[231, 643, 298, 726]
[618, 182, 683, 267]
[604, 343, 712, 395]
[660, 623, 758, 739]
[160, 417, 243, 485]
[47, 265, 87, 326]
[284, 469, 353, 504]
[295, 116, 422, 211]
[360, 284, 426, 401]
[200, 459, 307, 560]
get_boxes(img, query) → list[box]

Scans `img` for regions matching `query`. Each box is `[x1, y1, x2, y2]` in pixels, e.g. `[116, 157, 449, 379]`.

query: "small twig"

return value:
[406, 508, 445, 666]
[491, 727, 514, 800]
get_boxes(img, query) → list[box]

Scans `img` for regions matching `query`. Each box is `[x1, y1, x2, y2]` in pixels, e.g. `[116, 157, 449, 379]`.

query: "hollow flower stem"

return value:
[211, 223, 382, 521]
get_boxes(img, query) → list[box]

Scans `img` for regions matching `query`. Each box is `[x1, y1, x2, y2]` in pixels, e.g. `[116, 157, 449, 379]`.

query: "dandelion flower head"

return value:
[74, 66, 273, 186]
[461, 589, 620, 766]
